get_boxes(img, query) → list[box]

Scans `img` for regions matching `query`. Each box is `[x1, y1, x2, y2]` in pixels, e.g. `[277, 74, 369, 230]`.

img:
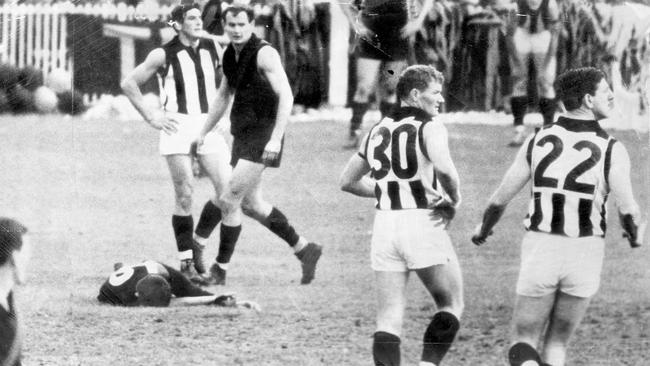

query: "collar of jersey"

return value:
[554, 116, 605, 134]
[391, 106, 432, 123]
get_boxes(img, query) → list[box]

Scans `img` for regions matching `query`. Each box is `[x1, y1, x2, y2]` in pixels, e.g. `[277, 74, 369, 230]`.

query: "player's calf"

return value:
[373, 331, 401, 366]
[421, 311, 460, 365]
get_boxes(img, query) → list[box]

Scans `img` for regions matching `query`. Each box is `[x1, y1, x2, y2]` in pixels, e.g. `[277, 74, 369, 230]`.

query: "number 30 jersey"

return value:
[360, 107, 440, 210]
[524, 117, 617, 238]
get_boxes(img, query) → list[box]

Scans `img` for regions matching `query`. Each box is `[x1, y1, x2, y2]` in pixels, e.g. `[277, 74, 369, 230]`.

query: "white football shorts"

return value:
[516, 231, 605, 298]
[371, 209, 455, 272]
[159, 112, 229, 156]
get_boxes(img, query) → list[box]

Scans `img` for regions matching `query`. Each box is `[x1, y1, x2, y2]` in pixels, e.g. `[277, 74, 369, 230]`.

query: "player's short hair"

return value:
[136, 274, 172, 307]
[554, 67, 606, 111]
[222, 5, 255, 23]
[396, 65, 445, 101]
[169, 3, 201, 25]
[0, 218, 28, 266]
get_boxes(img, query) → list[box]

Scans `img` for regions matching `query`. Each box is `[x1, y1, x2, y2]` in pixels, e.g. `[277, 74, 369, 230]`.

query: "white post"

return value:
[8, 5, 17, 65]
[42, 6, 50, 73]
[34, 7, 42, 70]
[58, 10, 67, 77]
[328, 0, 349, 107]
[0, 7, 8, 63]
[51, 7, 60, 71]
[17, 6, 25, 68]
[26, 5, 34, 67]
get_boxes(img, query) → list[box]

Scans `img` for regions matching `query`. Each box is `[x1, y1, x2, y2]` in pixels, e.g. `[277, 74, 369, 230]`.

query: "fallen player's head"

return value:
[135, 274, 172, 307]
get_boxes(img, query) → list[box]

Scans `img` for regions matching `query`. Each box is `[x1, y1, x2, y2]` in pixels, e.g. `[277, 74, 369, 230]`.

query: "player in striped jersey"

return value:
[340, 65, 463, 366]
[121, 4, 231, 281]
[338, 0, 434, 148]
[472, 67, 643, 366]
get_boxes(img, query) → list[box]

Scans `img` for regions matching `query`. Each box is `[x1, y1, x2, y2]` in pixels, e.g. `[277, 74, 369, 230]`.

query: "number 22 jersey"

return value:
[524, 117, 617, 238]
[359, 106, 441, 211]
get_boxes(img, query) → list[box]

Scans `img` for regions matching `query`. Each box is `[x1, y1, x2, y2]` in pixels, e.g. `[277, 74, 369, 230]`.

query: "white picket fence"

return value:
[0, 2, 172, 80]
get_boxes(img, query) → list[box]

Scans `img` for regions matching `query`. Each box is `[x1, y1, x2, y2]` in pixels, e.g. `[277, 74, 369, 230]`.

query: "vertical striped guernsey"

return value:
[360, 106, 440, 210]
[524, 116, 616, 237]
[157, 36, 220, 115]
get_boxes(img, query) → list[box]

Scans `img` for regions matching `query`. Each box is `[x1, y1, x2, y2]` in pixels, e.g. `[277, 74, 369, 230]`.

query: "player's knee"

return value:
[217, 194, 238, 214]
[354, 84, 374, 102]
[240, 201, 258, 218]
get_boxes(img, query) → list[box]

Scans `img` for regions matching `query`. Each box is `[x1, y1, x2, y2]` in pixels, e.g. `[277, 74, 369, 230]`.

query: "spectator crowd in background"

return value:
[0, 0, 648, 121]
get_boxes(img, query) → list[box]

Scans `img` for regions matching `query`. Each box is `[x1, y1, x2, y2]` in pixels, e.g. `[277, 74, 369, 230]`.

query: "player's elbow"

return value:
[339, 177, 353, 193]
[120, 78, 133, 94]
[339, 173, 356, 193]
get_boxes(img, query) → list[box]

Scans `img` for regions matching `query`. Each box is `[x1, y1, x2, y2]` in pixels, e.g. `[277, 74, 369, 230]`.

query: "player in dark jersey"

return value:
[97, 260, 258, 309]
[472, 67, 645, 366]
[340, 65, 463, 366]
[338, 0, 434, 148]
[0, 218, 30, 366]
[195, 5, 322, 286]
[121, 3, 231, 281]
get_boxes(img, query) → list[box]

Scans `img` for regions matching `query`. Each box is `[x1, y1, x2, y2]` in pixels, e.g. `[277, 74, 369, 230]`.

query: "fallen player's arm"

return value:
[169, 295, 221, 307]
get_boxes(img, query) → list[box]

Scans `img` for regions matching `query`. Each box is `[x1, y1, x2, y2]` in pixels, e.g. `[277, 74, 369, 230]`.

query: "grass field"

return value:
[1, 113, 648, 365]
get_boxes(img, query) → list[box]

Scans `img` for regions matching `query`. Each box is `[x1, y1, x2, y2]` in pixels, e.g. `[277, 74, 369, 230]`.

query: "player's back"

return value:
[362, 107, 439, 210]
[524, 116, 616, 238]
[97, 261, 162, 306]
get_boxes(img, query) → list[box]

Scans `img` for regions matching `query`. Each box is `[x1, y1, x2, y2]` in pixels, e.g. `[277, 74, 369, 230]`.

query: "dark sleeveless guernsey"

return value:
[222, 34, 279, 145]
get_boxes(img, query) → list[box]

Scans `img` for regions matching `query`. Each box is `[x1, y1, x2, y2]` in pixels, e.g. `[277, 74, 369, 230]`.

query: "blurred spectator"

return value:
[507, 0, 560, 146]
[338, 0, 434, 148]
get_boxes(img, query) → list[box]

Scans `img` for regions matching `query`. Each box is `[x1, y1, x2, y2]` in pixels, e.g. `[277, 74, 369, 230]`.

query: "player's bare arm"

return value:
[472, 136, 532, 245]
[199, 73, 233, 141]
[400, 0, 434, 38]
[608, 141, 644, 246]
[120, 48, 178, 135]
[339, 134, 375, 197]
[423, 121, 461, 206]
[257, 46, 293, 160]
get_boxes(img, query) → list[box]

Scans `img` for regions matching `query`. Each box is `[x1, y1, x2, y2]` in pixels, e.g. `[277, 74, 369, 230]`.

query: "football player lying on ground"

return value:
[97, 260, 259, 309]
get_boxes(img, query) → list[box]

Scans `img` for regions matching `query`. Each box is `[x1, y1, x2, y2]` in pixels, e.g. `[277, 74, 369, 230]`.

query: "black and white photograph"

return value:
[0, 0, 648, 364]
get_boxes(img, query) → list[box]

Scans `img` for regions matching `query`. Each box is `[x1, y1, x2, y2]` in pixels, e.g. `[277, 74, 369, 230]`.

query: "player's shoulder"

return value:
[421, 117, 447, 136]
[145, 47, 167, 66]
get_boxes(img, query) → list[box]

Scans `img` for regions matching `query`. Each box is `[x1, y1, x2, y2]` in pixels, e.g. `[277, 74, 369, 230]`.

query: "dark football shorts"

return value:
[358, 7, 409, 61]
[230, 137, 283, 168]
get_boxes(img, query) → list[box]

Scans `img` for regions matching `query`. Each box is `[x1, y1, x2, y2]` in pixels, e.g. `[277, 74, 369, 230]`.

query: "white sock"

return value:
[419, 362, 436, 366]
[193, 235, 207, 246]
[293, 237, 308, 253]
[178, 250, 192, 261]
[216, 261, 229, 270]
